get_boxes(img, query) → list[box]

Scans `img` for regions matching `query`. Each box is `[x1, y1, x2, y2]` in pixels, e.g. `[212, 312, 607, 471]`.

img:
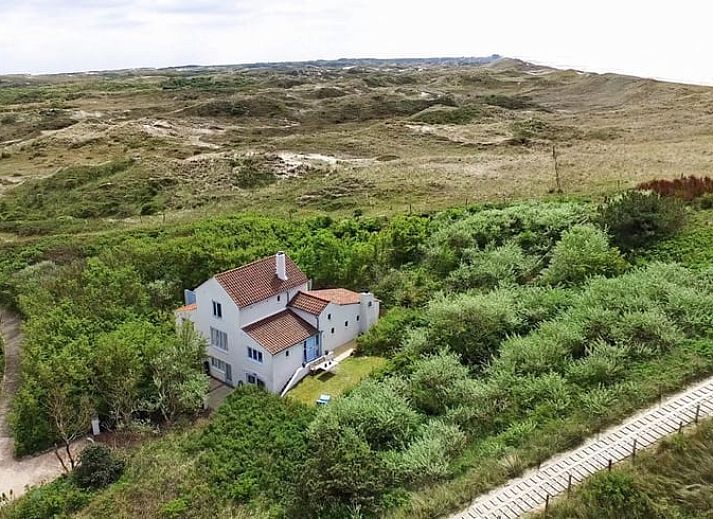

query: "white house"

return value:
[175, 252, 380, 395]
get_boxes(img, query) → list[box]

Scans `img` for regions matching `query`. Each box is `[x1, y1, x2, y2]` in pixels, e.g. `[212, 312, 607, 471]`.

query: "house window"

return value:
[368, 301, 373, 307]
[286, 350, 290, 357]
[344, 320, 349, 327]
[356, 315, 360, 321]
[327, 313, 331, 320]
[331, 327, 335, 334]
[211, 357, 227, 371]
[248, 347, 264, 363]
[247, 374, 266, 388]
[212, 301, 222, 318]
[210, 328, 228, 351]
[277, 294, 281, 302]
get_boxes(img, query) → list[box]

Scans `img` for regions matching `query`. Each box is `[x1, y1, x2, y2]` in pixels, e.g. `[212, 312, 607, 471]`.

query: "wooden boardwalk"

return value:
[452, 376, 713, 519]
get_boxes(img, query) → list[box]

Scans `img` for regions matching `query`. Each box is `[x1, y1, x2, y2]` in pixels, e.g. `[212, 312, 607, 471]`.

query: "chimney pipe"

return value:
[275, 251, 287, 281]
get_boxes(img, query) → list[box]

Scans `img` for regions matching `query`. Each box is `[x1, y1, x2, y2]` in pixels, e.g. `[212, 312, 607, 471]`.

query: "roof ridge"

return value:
[214, 254, 280, 279]
[302, 290, 331, 303]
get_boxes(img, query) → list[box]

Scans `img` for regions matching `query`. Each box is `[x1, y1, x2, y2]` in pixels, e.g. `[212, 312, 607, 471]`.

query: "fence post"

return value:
[567, 473, 572, 496]
[608, 459, 612, 472]
[679, 420, 684, 434]
[695, 403, 701, 424]
[632, 439, 637, 460]
[545, 494, 550, 515]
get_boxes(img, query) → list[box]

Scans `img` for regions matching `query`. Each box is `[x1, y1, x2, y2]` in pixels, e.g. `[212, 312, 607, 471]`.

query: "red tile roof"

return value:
[288, 291, 329, 315]
[305, 288, 361, 305]
[243, 310, 318, 355]
[215, 254, 309, 308]
[175, 303, 197, 312]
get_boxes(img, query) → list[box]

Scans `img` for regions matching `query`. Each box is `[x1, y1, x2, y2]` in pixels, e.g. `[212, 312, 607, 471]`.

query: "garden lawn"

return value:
[287, 356, 387, 406]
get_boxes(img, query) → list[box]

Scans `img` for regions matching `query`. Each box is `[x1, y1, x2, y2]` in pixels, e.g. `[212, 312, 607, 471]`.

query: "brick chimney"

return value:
[275, 251, 288, 281]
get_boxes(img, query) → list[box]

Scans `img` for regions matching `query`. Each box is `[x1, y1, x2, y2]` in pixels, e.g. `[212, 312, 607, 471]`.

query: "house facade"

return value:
[175, 252, 380, 394]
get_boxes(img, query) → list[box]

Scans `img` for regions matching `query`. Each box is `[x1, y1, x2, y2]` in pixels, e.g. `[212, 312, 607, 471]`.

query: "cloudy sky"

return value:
[1, 0, 711, 84]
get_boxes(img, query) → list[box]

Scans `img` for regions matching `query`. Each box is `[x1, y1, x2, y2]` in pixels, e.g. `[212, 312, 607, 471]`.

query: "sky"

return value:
[1, 0, 712, 85]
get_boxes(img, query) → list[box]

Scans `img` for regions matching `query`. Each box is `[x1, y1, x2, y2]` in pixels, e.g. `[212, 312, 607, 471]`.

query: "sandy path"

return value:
[0, 310, 85, 501]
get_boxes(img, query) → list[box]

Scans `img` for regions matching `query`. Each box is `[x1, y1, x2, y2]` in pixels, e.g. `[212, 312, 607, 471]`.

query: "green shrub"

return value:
[540, 224, 627, 286]
[407, 352, 471, 415]
[373, 268, 436, 308]
[391, 421, 466, 485]
[313, 379, 421, 450]
[190, 387, 314, 506]
[357, 307, 425, 357]
[426, 290, 522, 367]
[597, 190, 686, 253]
[73, 444, 125, 490]
[0, 477, 90, 519]
[446, 242, 538, 290]
[576, 471, 655, 519]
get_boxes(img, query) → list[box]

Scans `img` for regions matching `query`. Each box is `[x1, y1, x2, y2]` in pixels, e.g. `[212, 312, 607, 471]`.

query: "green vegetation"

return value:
[597, 190, 686, 254]
[287, 356, 388, 406]
[534, 419, 713, 519]
[0, 194, 710, 518]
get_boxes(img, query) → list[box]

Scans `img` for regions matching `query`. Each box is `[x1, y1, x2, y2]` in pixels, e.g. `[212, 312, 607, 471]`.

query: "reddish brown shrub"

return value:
[638, 176, 713, 200]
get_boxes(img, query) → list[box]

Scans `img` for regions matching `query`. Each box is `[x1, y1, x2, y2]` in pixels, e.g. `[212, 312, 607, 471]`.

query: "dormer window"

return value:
[212, 301, 222, 318]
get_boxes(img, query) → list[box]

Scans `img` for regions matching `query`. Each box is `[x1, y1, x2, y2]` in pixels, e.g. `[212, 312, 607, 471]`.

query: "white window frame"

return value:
[210, 327, 228, 351]
[247, 346, 264, 363]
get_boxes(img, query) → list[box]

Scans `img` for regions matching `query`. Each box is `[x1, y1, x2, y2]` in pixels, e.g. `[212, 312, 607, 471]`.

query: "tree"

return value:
[94, 322, 151, 428]
[148, 322, 208, 423]
[597, 190, 686, 253]
[37, 354, 93, 472]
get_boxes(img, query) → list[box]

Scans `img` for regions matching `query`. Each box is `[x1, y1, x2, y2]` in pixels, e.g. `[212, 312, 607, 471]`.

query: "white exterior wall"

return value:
[358, 292, 380, 333]
[320, 302, 361, 353]
[271, 340, 311, 394]
[239, 281, 309, 326]
[237, 331, 274, 389]
[289, 307, 319, 328]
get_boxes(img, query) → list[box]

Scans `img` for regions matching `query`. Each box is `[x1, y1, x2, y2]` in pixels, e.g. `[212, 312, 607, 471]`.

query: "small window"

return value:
[212, 301, 223, 318]
[344, 321, 348, 327]
[248, 347, 264, 363]
[331, 327, 335, 334]
[327, 313, 331, 320]
[356, 315, 360, 321]
[247, 374, 265, 389]
[368, 301, 373, 307]
[286, 350, 290, 357]
[277, 295, 281, 302]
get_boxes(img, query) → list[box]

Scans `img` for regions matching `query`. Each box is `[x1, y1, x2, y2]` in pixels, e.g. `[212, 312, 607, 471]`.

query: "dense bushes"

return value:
[190, 388, 313, 507]
[2, 197, 709, 518]
[540, 224, 627, 285]
[73, 444, 125, 490]
[597, 190, 686, 253]
[9, 260, 209, 454]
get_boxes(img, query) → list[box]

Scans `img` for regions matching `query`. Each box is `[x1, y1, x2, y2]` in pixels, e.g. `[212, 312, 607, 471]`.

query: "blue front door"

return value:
[303, 335, 320, 363]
